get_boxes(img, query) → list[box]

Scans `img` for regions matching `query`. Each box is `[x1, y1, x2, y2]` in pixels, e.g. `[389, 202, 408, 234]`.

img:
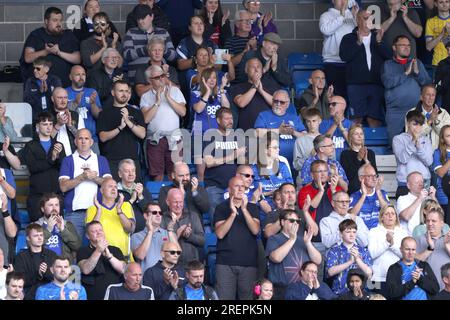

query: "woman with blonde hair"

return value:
[432, 124, 450, 224]
[368, 205, 408, 297]
[412, 199, 450, 238]
[340, 123, 378, 194]
[190, 66, 230, 181]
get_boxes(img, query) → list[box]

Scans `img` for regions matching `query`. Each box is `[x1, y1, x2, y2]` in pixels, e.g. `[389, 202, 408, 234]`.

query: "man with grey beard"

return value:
[255, 90, 305, 166]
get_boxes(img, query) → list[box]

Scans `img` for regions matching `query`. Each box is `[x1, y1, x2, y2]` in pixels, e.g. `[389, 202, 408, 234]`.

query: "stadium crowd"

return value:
[1, 0, 450, 301]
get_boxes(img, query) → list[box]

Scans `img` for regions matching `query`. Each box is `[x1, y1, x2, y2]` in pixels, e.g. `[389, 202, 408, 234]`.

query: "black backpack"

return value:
[0, 65, 22, 83]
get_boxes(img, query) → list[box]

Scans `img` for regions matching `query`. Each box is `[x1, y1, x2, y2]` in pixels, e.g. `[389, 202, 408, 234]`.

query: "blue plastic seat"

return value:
[15, 230, 27, 254]
[206, 253, 217, 286]
[145, 181, 173, 200]
[17, 209, 30, 229]
[203, 212, 211, 227]
[288, 52, 323, 73]
[364, 127, 389, 146]
[204, 231, 217, 285]
[204, 232, 217, 254]
[292, 70, 314, 97]
[370, 146, 391, 155]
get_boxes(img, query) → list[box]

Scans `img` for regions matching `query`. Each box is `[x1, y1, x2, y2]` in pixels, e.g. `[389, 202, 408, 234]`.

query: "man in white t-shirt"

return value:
[319, 0, 358, 98]
[140, 64, 186, 181]
[396, 171, 437, 235]
[59, 128, 112, 239]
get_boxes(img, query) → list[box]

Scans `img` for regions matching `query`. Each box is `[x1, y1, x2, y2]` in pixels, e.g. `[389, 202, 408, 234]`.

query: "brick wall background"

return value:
[0, 1, 383, 68]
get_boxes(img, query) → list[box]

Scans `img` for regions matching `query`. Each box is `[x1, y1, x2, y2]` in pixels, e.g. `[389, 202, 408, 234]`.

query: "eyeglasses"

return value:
[150, 210, 162, 216]
[164, 250, 182, 256]
[334, 200, 351, 204]
[285, 218, 301, 223]
[303, 269, 318, 274]
[362, 174, 379, 179]
[150, 74, 166, 81]
[273, 99, 289, 105]
[249, 1, 261, 4]
[239, 173, 255, 178]
[328, 102, 343, 107]
[33, 66, 43, 71]
[94, 21, 107, 27]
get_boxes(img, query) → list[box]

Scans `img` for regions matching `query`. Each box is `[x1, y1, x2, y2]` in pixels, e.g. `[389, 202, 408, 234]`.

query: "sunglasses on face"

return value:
[334, 200, 351, 204]
[239, 173, 255, 178]
[150, 210, 162, 216]
[164, 250, 182, 256]
[285, 218, 301, 223]
[273, 99, 289, 105]
[94, 21, 107, 27]
[34, 66, 43, 71]
[151, 74, 166, 81]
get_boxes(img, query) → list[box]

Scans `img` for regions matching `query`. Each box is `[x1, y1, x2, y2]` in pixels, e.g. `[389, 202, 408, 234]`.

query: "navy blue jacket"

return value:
[285, 281, 337, 300]
[339, 28, 391, 85]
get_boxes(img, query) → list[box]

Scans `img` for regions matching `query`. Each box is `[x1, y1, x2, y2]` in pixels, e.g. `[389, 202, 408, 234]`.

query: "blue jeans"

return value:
[65, 210, 88, 246]
[206, 186, 225, 226]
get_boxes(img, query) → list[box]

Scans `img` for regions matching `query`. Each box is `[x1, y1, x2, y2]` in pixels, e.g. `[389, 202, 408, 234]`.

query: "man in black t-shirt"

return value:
[214, 176, 260, 300]
[97, 80, 146, 182]
[203, 108, 245, 224]
[77, 221, 126, 300]
[232, 57, 280, 131]
[19, 7, 81, 87]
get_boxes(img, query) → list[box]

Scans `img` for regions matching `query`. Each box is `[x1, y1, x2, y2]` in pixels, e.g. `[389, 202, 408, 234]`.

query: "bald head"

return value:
[52, 87, 67, 98]
[76, 128, 92, 139]
[167, 188, 184, 215]
[328, 95, 346, 116]
[228, 176, 244, 189]
[70, 65, 87, 89]
[52, 87, 69, 110]
[174, 161, 189, 173]
[172, 162, 191, 187]
[167, 188, 183, 200]
[162, 241, 181, 252]
[125, 262, 141, 275]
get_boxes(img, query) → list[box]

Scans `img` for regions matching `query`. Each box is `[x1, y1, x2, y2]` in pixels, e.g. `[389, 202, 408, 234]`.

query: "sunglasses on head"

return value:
[164, 250, 182, 255]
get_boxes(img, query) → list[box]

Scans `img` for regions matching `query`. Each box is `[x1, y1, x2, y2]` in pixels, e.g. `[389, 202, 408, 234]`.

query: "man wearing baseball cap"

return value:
[239, 32, 291, 87]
